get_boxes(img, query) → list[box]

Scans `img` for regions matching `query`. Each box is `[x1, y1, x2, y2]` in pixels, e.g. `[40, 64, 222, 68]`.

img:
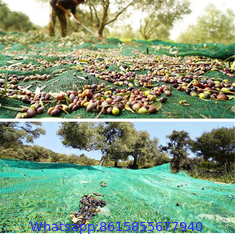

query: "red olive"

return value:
[50, 108, 60, 116]
[27, 108, 36, 118]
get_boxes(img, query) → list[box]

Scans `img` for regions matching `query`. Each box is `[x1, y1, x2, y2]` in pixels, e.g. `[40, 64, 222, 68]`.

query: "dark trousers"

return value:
[49, 7, 67, 37]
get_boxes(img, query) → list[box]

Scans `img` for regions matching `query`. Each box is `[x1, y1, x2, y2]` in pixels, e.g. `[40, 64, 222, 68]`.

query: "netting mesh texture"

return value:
[0, 39, 234, 119]
[0, 158, 234, 233]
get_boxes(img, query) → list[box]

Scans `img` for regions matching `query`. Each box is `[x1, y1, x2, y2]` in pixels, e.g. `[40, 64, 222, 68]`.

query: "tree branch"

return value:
[105, 0, 136, 25]
[88, 6, 93, 24]
[146, 22, 161, 39]
[91, 4, 100, 26]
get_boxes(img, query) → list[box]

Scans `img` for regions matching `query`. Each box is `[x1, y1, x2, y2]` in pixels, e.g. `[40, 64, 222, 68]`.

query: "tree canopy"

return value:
[161, 130, 191, 172]
[0, 122, 45, 149]
[0, 0, 36, 32]
[137, 0, 191, 40]
[58, 122, 100, 151]
[38, 0, 136, 37]
[177, 4, 235, 44]
[1, 122, 234, 172]
[190, 127, 235, 165]
[58, 122, 166, 168]
[128, 131, 158, 168]
[58, 122, 137, 166]
[98, 122, 136, 166]
[38, 0, 191, 39]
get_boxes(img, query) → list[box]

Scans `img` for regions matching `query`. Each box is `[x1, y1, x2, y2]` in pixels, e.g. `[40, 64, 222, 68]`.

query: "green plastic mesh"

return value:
[131, 40, 235, 60]
[0, 39, 234, 119]
[0, 158, 234, 233]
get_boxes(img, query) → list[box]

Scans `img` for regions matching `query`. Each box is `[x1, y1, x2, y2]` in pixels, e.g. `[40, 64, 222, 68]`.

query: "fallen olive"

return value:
[27, 108, 36, 118]
[50, 108, 60, 116]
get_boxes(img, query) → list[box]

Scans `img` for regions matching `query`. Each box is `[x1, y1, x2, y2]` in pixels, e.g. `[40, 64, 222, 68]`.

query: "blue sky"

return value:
[29, 121, 234, 160]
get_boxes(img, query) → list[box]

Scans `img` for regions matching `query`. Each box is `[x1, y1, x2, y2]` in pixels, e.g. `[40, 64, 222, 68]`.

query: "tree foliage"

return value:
[38, 0, 192, 39]
[38, 0, 136, 37]
[0, 0, 36, 32]
[58, 122, 136, 166]
[58, 122, 100, 151]
[98, 122, 136, 166]
[177, 4, 235, 44]
[0, 122, 45, 149]
[84, 0, 137, 37]
[58, 122, 166, 168]
[0, 144, 98, 165]
[154, 152, 170, 166]
[107, 24, 140, 40]
[190, 127, 235, 165]
[161, 130, 191, 172]
[128, 131, 158, 168]
[137, 0, 191, 40]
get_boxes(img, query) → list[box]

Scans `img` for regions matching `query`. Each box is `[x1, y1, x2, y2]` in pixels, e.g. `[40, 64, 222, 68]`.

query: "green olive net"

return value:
[0, 35, 234, 119]
[0, 158, 234, 233]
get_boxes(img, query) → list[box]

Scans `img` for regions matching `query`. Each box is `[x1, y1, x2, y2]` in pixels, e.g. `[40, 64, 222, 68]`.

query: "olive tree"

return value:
[190, 127, 235, 166]
[0, 0, 35, 32]
[128, 131, 154, 168]
[38, 0, 137, 37]
[136, 0, 191, 40]
[177, 4, 235, 44]
[0, 122, 45, 149]
[58, 122, 137, 166]
[161, 130, 191, 172]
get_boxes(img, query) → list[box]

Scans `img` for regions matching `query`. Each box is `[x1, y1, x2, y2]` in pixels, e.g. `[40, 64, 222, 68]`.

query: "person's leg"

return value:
[58, 11, 67, 37]
[49, 8, 57, 36]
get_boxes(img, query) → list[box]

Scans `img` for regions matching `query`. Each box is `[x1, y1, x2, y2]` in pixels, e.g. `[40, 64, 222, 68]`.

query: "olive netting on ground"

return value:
[0, 158, 235, 233]
[0, 37, 234, 118]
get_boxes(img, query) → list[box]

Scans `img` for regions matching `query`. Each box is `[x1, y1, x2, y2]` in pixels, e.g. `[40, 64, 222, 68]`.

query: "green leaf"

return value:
[151, 101, 162, 110]
[78, 59, 89, 63]
[225, 62, 230, 69]
[224, 55, 235, 62]
[35, 87, 41, 96]
[51, 68, 68, 74]
[212, 78, 223, 82]
[119, 66, 126, 73]
[64, 96, 71, 106]
[230, 61, 235, 72]
[76, 75, 86, 80]
[6, 60, 18, 64]
[1, 105, 23, 112]
[95, 58, 104, 62]
[116, 92, 130, 97]
[178, 100, 190, 106]
[101, 103, 110, 108]
[231, 106, 235, 113]
[103, 85, 115, 91]
[134, 79, 140, 87]
[146, 47, 149, 55]
[97, 95, 108, 100]
[7, 62, 23, 70]
[124, 104, 135, 113]
[227, 95, 235, 100]
[139, 87, 151, 92]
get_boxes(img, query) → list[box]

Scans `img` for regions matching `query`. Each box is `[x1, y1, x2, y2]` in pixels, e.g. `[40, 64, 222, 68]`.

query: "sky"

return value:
[26, 121, 235, 161]
[2, 0, 232, 40]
